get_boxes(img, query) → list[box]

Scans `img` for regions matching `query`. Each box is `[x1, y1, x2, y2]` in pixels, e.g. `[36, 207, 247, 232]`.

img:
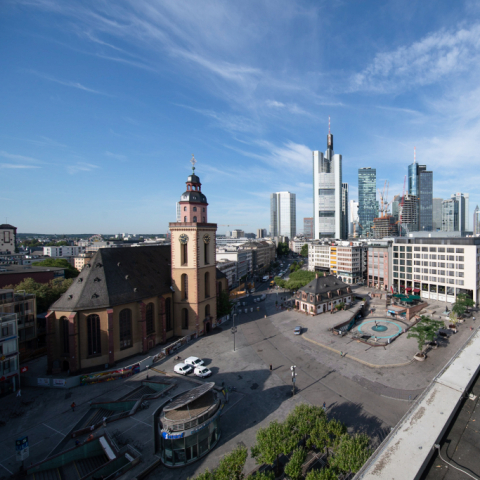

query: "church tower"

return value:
[169, 156, 218, 336]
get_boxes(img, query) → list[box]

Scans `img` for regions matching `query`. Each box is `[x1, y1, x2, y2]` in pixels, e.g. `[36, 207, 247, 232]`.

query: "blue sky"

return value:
[2, 1, 480, 234]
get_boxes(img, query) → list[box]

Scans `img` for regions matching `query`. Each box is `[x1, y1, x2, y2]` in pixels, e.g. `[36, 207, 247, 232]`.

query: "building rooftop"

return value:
[0, 264, 65, 275]
[300, 275, 349, 295]
[50, 245, 172, 311]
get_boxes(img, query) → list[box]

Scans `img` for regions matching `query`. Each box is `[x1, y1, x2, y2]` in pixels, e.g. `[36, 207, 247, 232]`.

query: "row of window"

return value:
[394, 246, 464, 253]
[180, 272, 211, 301]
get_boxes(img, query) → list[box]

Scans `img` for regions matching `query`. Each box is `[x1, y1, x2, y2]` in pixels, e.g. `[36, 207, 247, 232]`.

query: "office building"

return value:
[367, 243, 392, 291]
[303, 218, 313, 240]
[231, 229, 245, 239]
[408, 156, 433, 231]
[0, 224, 17, 254]
[256, 228, 267, 239]
[391, 195, 401, 222]
[373, 216, 398, 239]
[442, 193, 467, 233]
[391, 237, 480, 305]
[399, 194, 419, 235]
[0, 313, 19, 396]
[313, 126, 343, 239]
[348, 200, 358, 236]
[342, 183, 349, 240]
[358, 168, 376, 236]
[474, 206, 480, 235]
[432, 198, 443, 231]
[270, 192, 296, 239]
[465, 194, 470, 231]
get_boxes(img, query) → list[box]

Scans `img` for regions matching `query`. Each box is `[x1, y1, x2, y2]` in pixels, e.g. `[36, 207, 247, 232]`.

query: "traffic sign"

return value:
[20, 366, 28, 373]
[16, 436, 29, 462]
[231, 327, 237, 334]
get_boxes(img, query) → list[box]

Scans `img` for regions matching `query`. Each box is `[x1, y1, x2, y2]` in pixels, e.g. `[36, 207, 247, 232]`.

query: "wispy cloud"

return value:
[28, 70, 111, 96]
[105, 151, 128, 161]
[0, 151, 42, 163]
[67, 162, 100, 174]
[351, 23, 480, 93]
[0, 164, 40, 169]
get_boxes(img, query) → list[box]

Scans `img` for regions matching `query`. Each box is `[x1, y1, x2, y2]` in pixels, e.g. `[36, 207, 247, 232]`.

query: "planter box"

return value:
[414, 353, 426, 362]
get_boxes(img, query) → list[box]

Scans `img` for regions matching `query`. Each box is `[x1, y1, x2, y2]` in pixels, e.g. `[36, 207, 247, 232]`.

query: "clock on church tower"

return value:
[169, 156, 218, 337]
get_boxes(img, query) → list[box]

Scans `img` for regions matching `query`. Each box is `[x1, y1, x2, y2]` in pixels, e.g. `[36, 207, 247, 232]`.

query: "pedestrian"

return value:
[16, 389, 21, 397]
[323, 402, 326, 410]
[269, 364, 273, 371]
[71, 402, 76, 412]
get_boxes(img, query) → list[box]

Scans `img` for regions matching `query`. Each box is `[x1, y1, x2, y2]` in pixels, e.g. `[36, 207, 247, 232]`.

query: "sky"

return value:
[2, 0, 480, 235]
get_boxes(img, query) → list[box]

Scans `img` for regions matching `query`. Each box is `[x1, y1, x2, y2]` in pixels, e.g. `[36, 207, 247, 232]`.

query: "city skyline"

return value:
[2, 2, 480, 233]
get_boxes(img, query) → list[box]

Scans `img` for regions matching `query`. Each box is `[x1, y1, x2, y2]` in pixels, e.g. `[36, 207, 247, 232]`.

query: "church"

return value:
[46, 161, 227, 374]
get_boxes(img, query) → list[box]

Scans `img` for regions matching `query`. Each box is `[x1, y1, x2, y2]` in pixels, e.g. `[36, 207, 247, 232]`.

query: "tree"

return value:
[45, 241, 69, 246]
[300, 244, 308, 257]
[328, 433, 371, 474]
[453, 293, 475, 317]
[215, 445, 248, 480]
[284, 270, 317, 290]
[285, 404, 326, 445]
[251, 420, 295, 475]
[407, 315, 445, 352]
[32, 258, 79, 279]
[284, 447, 306, 480]
[217, 290, 234, 317]
[305, 468, 337, 480]
[189, 469, 215, 480]
[274, 276, 286, 288]
[277, 242, 289, 256]
[4, 277, 74, 312]
[247, 472, 275, 480]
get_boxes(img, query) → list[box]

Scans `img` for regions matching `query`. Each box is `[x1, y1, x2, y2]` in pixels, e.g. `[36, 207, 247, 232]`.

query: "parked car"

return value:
[174, 363, 193, 375]
[184, 356, 204, 367]
[194, 366, 212, 378]
[294, 326, 302, 335]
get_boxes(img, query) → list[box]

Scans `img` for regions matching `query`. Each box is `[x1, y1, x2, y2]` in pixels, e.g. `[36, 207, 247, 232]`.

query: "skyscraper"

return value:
[348, 200, 358, 236]
[313, 122, 343, 239]
[407, 151, 433, 231]
[474, 206, 480, 235]
[303, 218, 313, 239]
[270, 192, 296, 239]
[358, 167, 376, 236]
[342, 183, 349, 240]
[432, 198, 443, 231]
[442, 193, 466, 232]
[465, 193, 470, 230]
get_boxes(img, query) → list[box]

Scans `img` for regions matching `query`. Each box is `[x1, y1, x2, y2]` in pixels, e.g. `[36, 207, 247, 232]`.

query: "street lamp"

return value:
[231, 313, 237, 351]
[290, 365, 297, 395]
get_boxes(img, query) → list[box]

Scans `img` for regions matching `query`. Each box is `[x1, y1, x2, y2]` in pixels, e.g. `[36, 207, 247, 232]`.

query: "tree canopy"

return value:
[276, 242, 289, 256]
[4, 277, 74, 312]
[300, 244, 308, 257]
[217, 289, 234, 317]
[407, 315, 445, 351]
[32, 258, 79, 278]
[452, 293, 475, 318]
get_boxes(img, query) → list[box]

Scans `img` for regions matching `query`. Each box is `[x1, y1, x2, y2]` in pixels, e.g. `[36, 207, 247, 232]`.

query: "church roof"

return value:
[299, 275, 349, 295]
[216, 268, 227, 280]
[180, 190, 207, 204]
[0, 224, 17, 229]
[50, 245, 172, 312]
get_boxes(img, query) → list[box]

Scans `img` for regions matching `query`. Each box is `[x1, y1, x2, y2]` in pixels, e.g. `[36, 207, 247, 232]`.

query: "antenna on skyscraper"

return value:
[414, 146, 416, 164]
[328, 116, 331, 134]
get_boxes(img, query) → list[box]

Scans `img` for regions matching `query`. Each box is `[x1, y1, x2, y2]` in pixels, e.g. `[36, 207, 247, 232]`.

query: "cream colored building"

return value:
[0, 224, 16, 254]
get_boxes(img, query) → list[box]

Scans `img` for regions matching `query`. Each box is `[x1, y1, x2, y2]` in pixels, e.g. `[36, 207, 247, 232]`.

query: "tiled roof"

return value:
[51, 245, 172, 311]
[299, 275, 349, 295]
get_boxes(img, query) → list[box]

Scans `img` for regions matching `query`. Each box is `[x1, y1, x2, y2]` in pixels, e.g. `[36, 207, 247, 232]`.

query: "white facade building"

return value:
[348, 200, 359, 236]
[216, 259, 237, 287]
[270, 192, 296, 239]
[43, 246, 85, 257]
[308, 242, 331, 272]
[313, 130, 343, 239]
[391, 238, 480, 304]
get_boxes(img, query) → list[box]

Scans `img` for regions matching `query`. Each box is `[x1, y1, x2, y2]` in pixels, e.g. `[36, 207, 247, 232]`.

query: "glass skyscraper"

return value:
[408, 161, 433, 231]
[270, 192, 296, 239]
[358, 167, 376, 236]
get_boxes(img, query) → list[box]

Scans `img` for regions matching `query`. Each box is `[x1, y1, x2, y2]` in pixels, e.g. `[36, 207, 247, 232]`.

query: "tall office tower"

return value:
[256, 228, 267, 239]
[341, 183, 349, 240]
[432, 198, 443, 231]
[232, 229, 245, 238]
[176, 202, 181, 222]
[270, 192, 296, 239]
[313, 122, 343, 239]
[474, 206, 480, 235]
[399, 194, 419, 235]
[465, 193, 470, 230]
[442, 193, 466, 232]
[358, 167, 376, 236]
[391, 195, 401, 221]
[408, 150, 433, 231]
[348, 200, 358, 235]
[303, 218, 313, 239]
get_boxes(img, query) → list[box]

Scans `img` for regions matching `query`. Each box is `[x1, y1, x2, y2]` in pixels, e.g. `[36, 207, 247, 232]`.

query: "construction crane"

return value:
[377, 180, 392, 218]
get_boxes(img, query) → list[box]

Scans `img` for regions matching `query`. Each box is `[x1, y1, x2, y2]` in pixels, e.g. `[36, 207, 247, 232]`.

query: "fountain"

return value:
[372, 324, 388, 332]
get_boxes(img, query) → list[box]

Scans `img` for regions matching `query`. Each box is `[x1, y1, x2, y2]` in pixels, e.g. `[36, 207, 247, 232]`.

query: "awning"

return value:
[387, 310, 397, 314]
[413, 288, 420, 293]
[405, 287, 412, 291]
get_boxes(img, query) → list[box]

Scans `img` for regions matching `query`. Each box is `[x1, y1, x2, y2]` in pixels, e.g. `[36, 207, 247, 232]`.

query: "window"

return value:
[447, 248, 454, 253]
[456, 248, 464, 253]
[203, 207, 205, 212]
[205, 272, 210, 298]
[87, 314, 101, 356]
[165, 298, 172, 331]
[193, 216, 197, 222]
[146, 303, 155, 335]
[182, 308, 189, 329]
[184, 216, 187, 222]
[193, 207, 197, 212]
[203, 217, 205, 222]
[61, 317, 69, 354]
[205, 304, 211, 318]
[182, 274, 188, 300]
[119, 309, 132, 350]
[204, 242, 209, 264]
[184, 206, 187, 211]
[182, 243, 188, 265]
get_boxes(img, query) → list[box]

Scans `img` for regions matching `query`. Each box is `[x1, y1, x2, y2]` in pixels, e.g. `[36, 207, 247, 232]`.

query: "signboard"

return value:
[20, 366, 28, 373]
[53, 379, 66, 387]
[16, 436, 29, 461]
[37, 378, 50, 386]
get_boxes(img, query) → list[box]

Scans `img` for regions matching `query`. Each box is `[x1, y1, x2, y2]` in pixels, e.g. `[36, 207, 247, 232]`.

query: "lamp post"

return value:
[291, 365, 296, 395]
[231, 313, 237, 352]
